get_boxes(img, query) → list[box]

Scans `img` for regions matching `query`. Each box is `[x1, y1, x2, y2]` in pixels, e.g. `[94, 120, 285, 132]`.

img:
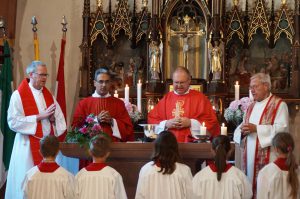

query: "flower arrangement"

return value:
[66, 114, 110, 147]
[122, 100, 143, 124]
[224, 97, 253, 126]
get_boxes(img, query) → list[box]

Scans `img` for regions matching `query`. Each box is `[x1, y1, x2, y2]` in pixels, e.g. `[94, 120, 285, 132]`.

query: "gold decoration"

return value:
[233, 0, 239, 6]
[172, 101, 185, 118]
[248, 0, 270, 44]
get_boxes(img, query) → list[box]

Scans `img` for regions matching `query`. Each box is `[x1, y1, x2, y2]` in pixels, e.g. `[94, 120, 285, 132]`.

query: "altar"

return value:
[60, 142, 232, 199]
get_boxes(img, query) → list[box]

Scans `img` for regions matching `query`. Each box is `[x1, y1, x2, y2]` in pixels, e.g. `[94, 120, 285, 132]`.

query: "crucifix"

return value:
[170, 15, 205, 69]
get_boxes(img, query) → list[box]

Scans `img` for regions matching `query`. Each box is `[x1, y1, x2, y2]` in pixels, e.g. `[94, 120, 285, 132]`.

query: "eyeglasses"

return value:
[173, 80, 189, 86]
[33, 72, 49, 78]
[95, 80, 110, 84]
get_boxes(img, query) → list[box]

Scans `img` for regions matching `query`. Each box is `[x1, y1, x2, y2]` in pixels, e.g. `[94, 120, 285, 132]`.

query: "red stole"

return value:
[242, 95, 282, 198]
[85, 162, 107, 171]
[208, 163, 232, 172]
[274, 158, 289, 171]
[18, 79, 55, 165]
[37, 162, 60, 173]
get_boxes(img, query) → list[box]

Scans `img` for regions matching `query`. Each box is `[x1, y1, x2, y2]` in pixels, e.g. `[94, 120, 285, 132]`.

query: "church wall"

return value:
[13, 0, 83, 127]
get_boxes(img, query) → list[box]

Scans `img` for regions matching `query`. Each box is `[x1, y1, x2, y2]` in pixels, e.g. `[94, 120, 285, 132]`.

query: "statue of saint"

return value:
[209, 40, 223, 80]
[149, 41, 161, 80]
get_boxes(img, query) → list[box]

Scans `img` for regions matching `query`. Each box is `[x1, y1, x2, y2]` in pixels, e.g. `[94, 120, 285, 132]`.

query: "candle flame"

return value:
[235, 81, 239, 85]
[138, 79, 141, 84]
[202, 122, 205, 127]
[115, 90, 117, 94]
[126, 84, 128, 87]
[222, 123, 225, 127]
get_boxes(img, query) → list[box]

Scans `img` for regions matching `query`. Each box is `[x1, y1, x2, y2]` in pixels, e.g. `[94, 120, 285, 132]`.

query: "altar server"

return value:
[22, 135, 75, 199]
[75, 135, 127, 199]
[257, 132, 300, 199]
[135, 131, 194, 199]
[193, 135, 252, 199]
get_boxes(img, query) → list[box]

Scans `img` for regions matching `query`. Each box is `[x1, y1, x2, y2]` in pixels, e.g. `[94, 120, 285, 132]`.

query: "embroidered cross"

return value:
[172, 100, 185, 117]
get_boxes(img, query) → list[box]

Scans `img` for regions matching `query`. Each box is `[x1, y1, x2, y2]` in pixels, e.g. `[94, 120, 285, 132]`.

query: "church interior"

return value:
[1, 0, 300, 198]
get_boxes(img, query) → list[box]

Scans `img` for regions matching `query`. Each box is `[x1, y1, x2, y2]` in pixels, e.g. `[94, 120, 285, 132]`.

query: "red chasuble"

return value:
[148, 90, 220, 142]
[72, 96, 134, 141]
[18, 79, 55, 165]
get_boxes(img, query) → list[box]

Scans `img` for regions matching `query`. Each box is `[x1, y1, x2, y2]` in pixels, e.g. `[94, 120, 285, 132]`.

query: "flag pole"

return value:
[31, 16, 40, 60]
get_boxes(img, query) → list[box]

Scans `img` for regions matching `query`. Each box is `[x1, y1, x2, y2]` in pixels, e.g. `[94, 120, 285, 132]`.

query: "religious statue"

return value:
[149, 41, 161, 80]
[208, 40, 223, 80]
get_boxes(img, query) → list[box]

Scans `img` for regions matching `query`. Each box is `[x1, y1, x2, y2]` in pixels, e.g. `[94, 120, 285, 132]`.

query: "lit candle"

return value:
[125, 84, 129, 103]
[200, 122, 207, 136]
[221, 123, 227, 135]
[114, 90, 118, 98]
[137, 80, 142, 113]
[249, 89, 253, 101]
[234, 81, 240, 101]
[212, 106, 216, 111]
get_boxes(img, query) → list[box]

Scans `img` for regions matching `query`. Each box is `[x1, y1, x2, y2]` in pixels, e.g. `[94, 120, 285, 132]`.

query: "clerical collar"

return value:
[29, 80, 43, 93]
[92, 91, 111, 98]
[173, 88, 190, 95]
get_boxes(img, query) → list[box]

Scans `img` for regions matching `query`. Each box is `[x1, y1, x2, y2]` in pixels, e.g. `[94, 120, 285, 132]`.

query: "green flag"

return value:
[0, 40, 15, 172]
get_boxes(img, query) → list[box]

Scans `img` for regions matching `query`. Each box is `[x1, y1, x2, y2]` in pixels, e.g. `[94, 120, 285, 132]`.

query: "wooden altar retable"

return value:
[60, 142, 219, 199]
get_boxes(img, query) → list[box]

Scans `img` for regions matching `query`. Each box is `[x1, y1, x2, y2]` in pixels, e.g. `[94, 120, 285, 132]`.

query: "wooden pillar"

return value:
[79, 0, 91, 97]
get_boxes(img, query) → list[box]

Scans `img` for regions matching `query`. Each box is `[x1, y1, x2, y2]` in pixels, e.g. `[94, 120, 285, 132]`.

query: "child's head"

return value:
[272, 132, 298, 199]
[211, 135, 231, 181]
[40, 135, 60, 158]
[152, 131, 180, 174]
[89, 134, 111, 158]
[272, 132, 295, 155]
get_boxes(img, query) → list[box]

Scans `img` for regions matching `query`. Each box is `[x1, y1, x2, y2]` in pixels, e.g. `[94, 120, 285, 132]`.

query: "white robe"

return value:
[193, 165, 253, 199]
[233, 94, 289, 183]
[135, 161, 194, 199]
[75, 166, 127, 199]
[5, 83, 66, 199]
[21, 166, 75, 199]
[257, 163, 300, 199]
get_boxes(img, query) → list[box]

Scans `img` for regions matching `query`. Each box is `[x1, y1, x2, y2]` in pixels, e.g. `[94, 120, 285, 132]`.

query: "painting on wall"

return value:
[92, 33, 147, 92]
[227, 29, 292, 94]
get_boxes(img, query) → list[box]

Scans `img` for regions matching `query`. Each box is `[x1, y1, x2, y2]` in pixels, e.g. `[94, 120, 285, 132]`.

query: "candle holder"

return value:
[193, 135, 210, 143]
[139, 124, 158, 142]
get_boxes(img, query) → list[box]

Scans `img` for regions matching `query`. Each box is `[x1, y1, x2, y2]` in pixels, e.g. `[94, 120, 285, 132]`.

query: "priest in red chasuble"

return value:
[148, 66, 220, 142]
[72, 67, 134, 142]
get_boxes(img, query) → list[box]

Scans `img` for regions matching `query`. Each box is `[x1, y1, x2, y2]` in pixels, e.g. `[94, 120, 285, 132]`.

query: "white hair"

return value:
[26, 61, 46, 74]
[251, 73, 271, 91]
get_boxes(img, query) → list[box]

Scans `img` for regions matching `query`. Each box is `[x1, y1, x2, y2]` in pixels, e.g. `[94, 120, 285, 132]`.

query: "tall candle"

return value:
[114, 90, 118, 98]
[249, 89, 254, 101]
[221, 123, 227, 135]
[234, 81, 240, 101]
[137, 80, 142, 113]
[200, 122, 207, 135]
[125, 84, 129, 103]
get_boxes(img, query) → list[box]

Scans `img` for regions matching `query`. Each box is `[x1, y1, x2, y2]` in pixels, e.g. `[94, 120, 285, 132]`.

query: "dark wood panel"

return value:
[0, 0, 17, 39]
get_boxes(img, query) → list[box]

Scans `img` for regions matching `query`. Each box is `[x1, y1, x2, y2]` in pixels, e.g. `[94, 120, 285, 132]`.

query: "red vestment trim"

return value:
[18, 79, 55, 165]
[208, 163, 232, 173]
[37, 162, 60, 173]
[274, 158, 289, 171]
[85, 163, 107, 171]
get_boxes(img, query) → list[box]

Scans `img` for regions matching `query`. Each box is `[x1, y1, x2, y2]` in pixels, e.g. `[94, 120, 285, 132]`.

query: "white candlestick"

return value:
[137, 80, 142, 113]
[200, 122, 207, 136]
[249, 89, 253, 101]
[221, 123, 227, 135]
[234, 81, 240, 101]
[114, 90, 119, 98]
[125, 84, 129, 103]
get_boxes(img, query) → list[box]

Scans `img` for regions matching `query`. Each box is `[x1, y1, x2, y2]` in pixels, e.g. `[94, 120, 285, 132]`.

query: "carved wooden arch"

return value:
[161, 0, 210, 29]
